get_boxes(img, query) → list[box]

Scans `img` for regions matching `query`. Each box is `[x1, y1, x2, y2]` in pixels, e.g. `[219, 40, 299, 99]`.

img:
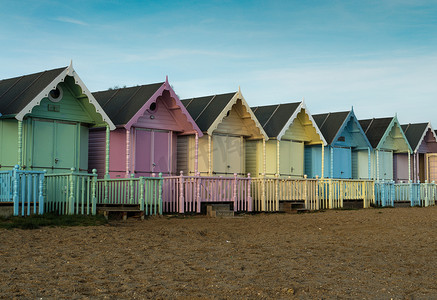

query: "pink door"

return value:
[152, 130, 170, 174]
[135, 129, 152, 176]
[135, 129, 171, 176]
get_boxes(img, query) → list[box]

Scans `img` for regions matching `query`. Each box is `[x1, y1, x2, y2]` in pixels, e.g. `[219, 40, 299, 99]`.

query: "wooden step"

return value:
[280, 201, 306, 213]
[97, 205, 144, 220]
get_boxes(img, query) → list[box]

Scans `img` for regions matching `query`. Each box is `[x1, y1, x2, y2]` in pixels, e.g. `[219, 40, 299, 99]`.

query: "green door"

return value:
[32, 120, 55, 169]
[55, 122, 76, 170]
[32, 119, 77, 172]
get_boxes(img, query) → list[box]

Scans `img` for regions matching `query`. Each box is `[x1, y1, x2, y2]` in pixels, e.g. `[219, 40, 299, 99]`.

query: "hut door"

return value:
[426, 154, 437, 182]
[227, 136, 242, 175]
[32, 119, 76, 171]
[280, 140, 304, 177]
[333, 147, 351, 179]
[152, 130, 170, 175]
[55, 122, 76, 170]
[379, 150, 393, 180]
[135, 129, 152, 176]
[213, 135, 242, 175]
[135, 129, 171, 176]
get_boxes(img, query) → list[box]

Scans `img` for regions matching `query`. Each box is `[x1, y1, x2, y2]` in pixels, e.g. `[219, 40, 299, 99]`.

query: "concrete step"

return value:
[206, 203, 234, 217]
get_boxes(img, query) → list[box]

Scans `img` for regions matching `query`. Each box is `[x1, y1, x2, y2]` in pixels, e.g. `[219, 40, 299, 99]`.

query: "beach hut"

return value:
[179, 89, 267, 176]
[306, 109, 372, 179]
[90, 78, 202, 178]
[401, 122, 437, 182]
[249, 101, 326, 177]
[359, 116, 412, 182]
[0, 63, 114, 173]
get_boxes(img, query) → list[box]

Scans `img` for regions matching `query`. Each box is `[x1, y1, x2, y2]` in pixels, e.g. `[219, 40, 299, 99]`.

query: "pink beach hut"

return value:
[89, 78, 202, 178]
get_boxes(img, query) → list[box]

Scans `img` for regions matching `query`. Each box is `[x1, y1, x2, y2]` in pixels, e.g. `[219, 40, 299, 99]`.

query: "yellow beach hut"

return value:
[178, 89, 267, 176]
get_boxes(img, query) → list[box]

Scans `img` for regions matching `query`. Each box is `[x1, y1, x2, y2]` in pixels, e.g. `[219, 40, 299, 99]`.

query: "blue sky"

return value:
[1, 0, 437, 125]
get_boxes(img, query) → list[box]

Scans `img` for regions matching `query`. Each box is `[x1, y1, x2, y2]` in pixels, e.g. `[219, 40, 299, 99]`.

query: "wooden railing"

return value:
[0, 165, 45, 216]
[44, 168, 97, 215]
[96, 174, 163, 216]
[162, 172, 252, 213]
[374, 180, 436, 207]
[251, 175, 374, 211]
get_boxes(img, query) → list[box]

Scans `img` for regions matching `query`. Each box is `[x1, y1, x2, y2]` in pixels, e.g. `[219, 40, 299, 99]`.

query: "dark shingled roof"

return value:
[401, 123, 428, 151]
[359, 117, 393, 148]
[312, 111, 350, 144]
[0, 67, 66, 116]
[181, 92, 236, 132]
[92, 82, 164, 125]
[251, 102, 300, 138]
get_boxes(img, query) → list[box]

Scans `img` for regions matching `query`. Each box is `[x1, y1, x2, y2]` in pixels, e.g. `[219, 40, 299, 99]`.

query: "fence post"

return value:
[362, 181, 367, 208]
[232, 173, 238, 212]
[339, 180, 344, 209]
[12, 165, 19, 216]
[328, 178, 333, 209]
[139, 177, 145, 214]
[68, 168, 75, 214]
[91, 169, 97, 215]
[261, 173, 266, 212]
[390, 181, 395, 207]
[275, 174, 279, 211]
[409, 180, 413, 207]
[38, 172, 45, 215]
[303, 175, 308, 209]
[315, 175, 319, 210]
[179, 171, 185, 213]
[129, 173, 135, 204]
[247, 173, 252, 212]
[158, 172, 163, 215]
[196, 172, 201, 213]
[424, 180, 428, 207]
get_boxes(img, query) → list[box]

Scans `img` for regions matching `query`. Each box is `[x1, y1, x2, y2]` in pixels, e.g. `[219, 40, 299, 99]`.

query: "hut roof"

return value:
[312, 111, 350, 145]
[93, 82, 164, 126]
[0, 67, 66, 116]
[251, 102, 301, 138]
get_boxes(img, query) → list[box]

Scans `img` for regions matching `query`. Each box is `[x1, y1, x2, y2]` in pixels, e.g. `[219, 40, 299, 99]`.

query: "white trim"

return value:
[15, 62, 116, 130]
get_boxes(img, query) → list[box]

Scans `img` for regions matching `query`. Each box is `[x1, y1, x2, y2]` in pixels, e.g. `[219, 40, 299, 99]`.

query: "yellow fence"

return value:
[251, 176, 374, 212]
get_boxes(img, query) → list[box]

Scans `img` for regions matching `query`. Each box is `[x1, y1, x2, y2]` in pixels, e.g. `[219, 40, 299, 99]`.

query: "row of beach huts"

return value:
[1, 63, 436, 217]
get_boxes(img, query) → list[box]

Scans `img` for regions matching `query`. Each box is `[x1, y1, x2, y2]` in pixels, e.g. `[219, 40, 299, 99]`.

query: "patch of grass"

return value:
[0, 213, 108, 230]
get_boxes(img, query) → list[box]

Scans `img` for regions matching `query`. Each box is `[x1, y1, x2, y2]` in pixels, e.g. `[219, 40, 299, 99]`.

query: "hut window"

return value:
[48, 86, 63, 103]
[149, 102, 157, 112]
[337, 136, 345, 142]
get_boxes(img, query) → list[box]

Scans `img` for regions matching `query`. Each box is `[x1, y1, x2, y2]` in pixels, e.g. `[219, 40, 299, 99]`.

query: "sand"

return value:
[1, 207, 437, 299]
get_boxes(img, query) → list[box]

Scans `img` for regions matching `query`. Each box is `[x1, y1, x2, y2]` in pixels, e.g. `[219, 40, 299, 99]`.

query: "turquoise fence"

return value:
[0, 165, 45, 216]
[374, 181, 436, 207]
[96, 174, 163, 216]
[44, 168, 97, 215]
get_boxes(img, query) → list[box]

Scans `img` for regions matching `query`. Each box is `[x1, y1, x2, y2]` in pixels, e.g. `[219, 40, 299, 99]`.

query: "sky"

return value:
[1, 0, 437, 125]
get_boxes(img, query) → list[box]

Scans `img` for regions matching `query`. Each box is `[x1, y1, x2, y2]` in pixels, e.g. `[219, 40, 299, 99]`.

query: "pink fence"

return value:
[162, 172, 252, 213]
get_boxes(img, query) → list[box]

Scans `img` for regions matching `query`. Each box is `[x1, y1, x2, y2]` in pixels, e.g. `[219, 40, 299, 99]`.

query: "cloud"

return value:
[55, 17, 87, 26]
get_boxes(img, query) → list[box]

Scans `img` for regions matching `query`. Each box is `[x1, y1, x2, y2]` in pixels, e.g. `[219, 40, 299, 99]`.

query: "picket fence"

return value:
[162, 172, 252, 213]
[0, 165, 45, 216]
[44, 168, 98, 215]
[251, 175, 374, 211]
[374, 181, 437, 207]
[96, 174, 163, 216]
[45, 169, 163, 216]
